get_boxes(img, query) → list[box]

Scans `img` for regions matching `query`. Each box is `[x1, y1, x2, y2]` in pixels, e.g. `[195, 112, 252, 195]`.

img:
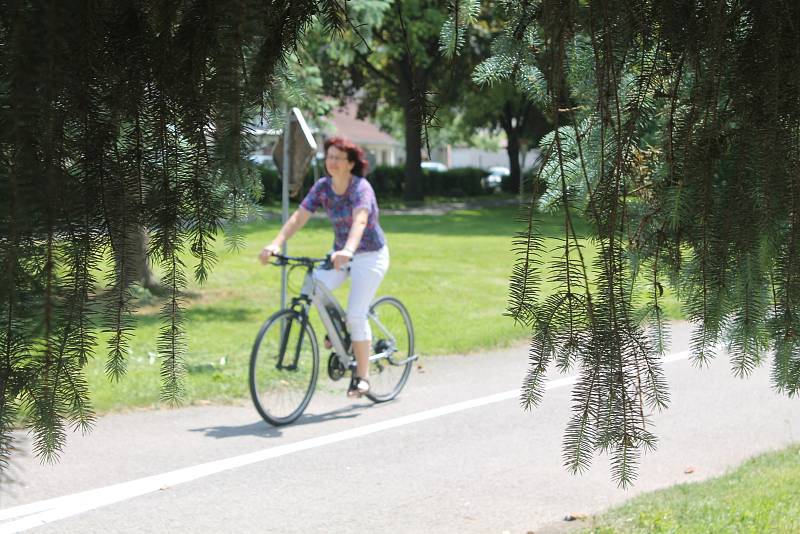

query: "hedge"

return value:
[369, 165, 406, 197]
[257, 163, 501, 202]
[370, 165, 487, 198]
[425, 167, 485, 197]
[255, 164, 316, 204]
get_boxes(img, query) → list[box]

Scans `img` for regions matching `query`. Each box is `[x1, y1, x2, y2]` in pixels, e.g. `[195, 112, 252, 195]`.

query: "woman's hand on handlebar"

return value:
[259, 243, 282, 265]
[330, 248, 354, 271]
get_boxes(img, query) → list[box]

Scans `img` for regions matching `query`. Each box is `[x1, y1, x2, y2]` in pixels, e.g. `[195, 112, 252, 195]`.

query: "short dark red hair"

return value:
[324, 136, 369, 177]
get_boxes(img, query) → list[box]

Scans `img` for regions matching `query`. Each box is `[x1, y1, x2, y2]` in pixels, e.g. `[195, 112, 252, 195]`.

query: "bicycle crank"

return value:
[327, 352, 347, 381]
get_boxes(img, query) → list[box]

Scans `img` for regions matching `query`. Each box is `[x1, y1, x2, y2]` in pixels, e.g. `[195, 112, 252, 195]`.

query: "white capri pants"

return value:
[313, 245, 390, 341]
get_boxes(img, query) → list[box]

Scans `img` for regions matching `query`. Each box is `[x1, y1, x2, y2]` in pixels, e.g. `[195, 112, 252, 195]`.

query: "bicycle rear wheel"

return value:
[365, 296, 415, 402]
[249, 309, 319, 425]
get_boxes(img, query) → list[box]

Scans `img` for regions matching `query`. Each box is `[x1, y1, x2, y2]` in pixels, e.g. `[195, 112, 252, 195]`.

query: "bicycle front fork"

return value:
[276, 313, 307, 371]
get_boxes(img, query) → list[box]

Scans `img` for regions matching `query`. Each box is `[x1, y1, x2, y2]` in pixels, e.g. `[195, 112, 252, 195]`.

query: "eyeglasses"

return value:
[325, 155, 349, 162]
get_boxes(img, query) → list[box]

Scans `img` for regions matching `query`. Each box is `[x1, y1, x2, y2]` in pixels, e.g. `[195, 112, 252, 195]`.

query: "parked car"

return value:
[249, 154, 275, 167]
[250, 152, 325, 171]
[482, 166, 510, 191]
[421, 161, 447, 173]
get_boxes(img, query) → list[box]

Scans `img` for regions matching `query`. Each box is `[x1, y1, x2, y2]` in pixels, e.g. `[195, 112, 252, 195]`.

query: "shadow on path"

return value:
[189, 403, 374, 440]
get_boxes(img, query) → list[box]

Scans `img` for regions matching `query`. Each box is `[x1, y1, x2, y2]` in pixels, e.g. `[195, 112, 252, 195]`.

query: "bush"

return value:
[256, 163, 319, 204]
[256, 164, 281, 203]
[369, 165, 406, 197]
[373, 165, 488, 198]
[261, 163, 408, 203]
[425, 167, 485, 197]
[260, 163, 494, 202]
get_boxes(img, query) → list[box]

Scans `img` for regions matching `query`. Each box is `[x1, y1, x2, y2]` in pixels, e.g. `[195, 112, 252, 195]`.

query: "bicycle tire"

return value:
[249, 308, 319, 425]
[365, 296, 415, 402]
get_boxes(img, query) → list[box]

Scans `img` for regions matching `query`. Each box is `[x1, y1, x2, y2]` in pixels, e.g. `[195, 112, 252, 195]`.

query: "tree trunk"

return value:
[115, 225, 161, 293]
[397, 57, 425, 202]
[506, 128, 522, 194]
[501, 102, 522, 194]
[403, 103, 424, 201]
[131, 226, 161, 291]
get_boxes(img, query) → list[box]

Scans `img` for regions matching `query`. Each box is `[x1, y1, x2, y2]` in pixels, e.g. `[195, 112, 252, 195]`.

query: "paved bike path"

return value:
[2, 322, 799, 533]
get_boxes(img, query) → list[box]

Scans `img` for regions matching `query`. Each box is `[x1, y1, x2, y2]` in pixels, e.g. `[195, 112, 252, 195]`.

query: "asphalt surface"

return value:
[1, 322, 799, 533]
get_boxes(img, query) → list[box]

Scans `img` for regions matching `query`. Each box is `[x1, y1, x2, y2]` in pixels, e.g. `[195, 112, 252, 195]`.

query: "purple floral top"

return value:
[300, 176, 387, 253]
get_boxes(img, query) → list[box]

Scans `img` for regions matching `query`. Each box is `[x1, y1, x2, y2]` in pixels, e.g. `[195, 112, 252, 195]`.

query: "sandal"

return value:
[347, 376, 370, 398]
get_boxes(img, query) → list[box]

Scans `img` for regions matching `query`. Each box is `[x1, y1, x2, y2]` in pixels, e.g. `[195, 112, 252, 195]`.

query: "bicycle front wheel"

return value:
[365, 296, 415, 402]
[249, 309, 319, 425]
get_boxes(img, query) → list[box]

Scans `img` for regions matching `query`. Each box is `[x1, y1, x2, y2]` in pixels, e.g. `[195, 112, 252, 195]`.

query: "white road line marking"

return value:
[0, 350, 691, 533]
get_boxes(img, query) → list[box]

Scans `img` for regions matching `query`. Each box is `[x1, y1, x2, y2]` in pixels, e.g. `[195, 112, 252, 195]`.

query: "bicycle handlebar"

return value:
[270, 253, 330, 268]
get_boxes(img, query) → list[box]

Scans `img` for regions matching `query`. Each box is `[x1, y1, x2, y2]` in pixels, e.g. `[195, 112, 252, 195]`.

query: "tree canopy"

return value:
[445, 2, 551, 190]
[2, 0, 799, 490]
[446, 0, 800, 486]
[310, 0, 467, 199]
[0, 0, 344, 472]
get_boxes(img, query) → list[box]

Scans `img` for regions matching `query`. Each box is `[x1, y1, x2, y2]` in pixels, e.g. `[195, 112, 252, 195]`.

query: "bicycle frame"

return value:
[299, 269, 352, 366]
[274, 254, 410, 374]
[297, 266, 406, 369]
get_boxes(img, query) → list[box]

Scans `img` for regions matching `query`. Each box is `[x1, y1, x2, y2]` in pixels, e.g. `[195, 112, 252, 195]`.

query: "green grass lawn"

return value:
[581, 444, 800, 533]
[86, 205, 681, 412]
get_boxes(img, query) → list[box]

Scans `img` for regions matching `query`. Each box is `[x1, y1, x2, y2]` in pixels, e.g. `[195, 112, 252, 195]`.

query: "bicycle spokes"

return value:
[365, 296, 415, 402]
[249, 309, 319, 425]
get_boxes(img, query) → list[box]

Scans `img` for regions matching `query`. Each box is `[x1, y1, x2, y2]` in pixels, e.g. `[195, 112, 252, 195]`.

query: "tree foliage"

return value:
[310, 0, 465, 200]
[4, 0, 799, 492]
[0, 0, 344, 472]
[449, 0, 800, 486]
[443, 1, 551, 190]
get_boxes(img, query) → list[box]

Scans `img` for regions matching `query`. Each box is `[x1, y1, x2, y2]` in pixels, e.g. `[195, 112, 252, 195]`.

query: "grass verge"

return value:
[581, 444, 800, 533]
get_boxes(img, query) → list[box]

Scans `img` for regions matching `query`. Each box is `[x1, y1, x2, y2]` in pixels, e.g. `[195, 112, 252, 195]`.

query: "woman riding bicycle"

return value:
[258, 137, 389, 399]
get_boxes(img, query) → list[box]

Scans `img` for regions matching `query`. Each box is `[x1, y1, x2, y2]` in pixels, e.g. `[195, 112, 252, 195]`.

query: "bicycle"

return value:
[249, 252, 417, 426]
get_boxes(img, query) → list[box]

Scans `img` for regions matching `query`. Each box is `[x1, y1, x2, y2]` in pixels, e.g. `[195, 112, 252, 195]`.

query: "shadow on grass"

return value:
[132, 306, 259, 327]
[189, 403, 371, 439]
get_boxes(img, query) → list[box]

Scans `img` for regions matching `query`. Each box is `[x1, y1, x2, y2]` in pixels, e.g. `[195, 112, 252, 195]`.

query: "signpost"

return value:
[273, 107, 317, 308]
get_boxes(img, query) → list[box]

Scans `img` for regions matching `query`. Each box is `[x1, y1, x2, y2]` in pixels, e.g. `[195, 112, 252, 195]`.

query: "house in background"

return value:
[248, 102, 404, 172]
[249, 103, 540, 175]
[327, 102, 404, 170]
